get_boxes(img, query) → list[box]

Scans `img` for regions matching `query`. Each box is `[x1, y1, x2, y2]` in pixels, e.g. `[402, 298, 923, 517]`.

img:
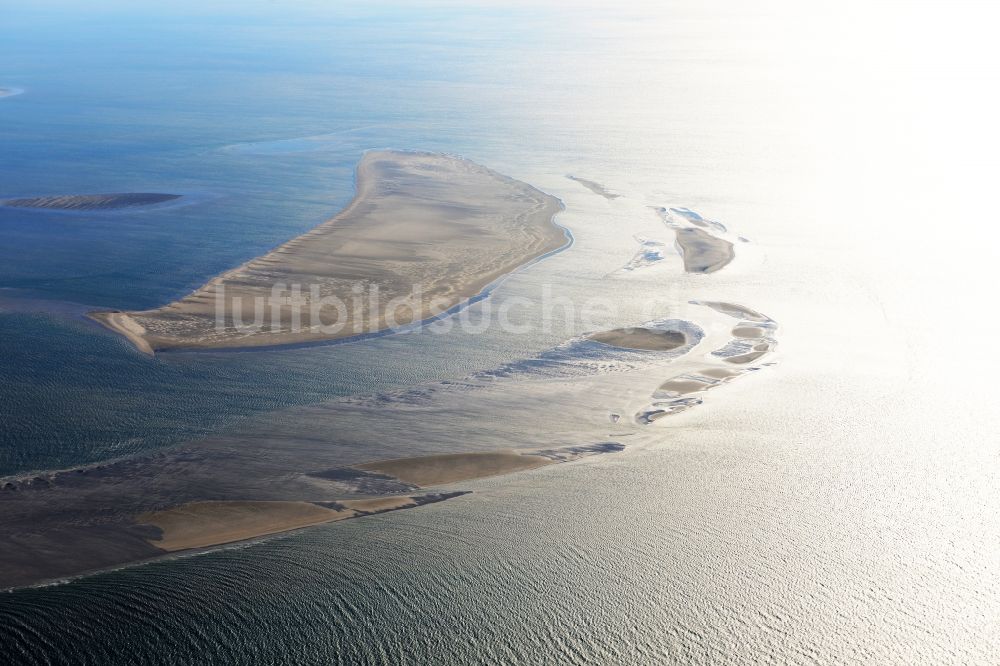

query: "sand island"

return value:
[587, 327, 687, 351]
[90, 150, 567, 353]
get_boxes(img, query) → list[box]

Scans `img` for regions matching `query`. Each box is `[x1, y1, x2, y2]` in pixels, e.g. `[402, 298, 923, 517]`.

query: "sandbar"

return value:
[673, 227, 734, 273]
[139, 495, 443, 552]
[90, 150, 567, 352]
[696, 301, 773, 323]
[587, 327, 687, 351]
[567, 175, 620, 199]
[139, 500, 350, 551]
[355, 450, 553, 487]
[657, 376, 716, 395]
[2, 193, 181, 211]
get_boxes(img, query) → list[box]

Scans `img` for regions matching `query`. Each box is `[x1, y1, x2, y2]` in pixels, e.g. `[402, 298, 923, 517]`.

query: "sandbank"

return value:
[139, 500, 349, 551]
[90, 150, 567, 352]
[567, 175, 620, 199]
[695, 301, 773, 323]
[139, 495, 441, 552]
[673, 227, 734, 273]
[587, 327, 687, 351]
[355, 450, 553, 487]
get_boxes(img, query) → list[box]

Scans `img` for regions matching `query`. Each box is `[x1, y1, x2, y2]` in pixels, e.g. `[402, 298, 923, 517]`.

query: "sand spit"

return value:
[587, 327, 687, 351]
[567, 175, 620, 199]
[90, 150, 567, 352]
[2, 193, 181, 211]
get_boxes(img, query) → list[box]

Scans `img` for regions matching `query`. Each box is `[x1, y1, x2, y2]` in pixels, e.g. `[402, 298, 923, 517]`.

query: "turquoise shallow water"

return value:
[2, 1, 1000, 663]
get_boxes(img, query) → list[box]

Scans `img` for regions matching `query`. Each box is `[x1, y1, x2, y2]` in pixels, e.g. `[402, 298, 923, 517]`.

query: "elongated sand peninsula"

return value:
[90, 151, 567, 352]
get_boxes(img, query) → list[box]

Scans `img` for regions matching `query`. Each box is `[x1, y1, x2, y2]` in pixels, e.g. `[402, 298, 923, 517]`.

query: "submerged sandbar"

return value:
[90, 150, 567, 352]
[2, 193, 181, 211]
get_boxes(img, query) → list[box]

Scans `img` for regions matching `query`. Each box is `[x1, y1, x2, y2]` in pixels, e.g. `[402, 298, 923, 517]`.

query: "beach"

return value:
[89, 151, 567, 352]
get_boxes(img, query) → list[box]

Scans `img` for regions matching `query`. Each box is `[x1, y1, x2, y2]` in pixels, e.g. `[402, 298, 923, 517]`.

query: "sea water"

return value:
[1, 0, 999, 663]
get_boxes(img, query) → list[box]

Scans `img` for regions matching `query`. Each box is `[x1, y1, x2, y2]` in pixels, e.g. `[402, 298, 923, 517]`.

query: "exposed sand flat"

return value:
[140, 501, 348, 551]
[90, 150, 567, 352]
[698, 366, 744, 380]
[588, 327, 687, 351]
[97, 312, 154, 355]
[2, 193, 180, 211]
[139, 496, 437, 552]
[567, 175, 620, 199]
[695, 301, 773, 323]
[673, 227, 734, 273]
[657, 376, 717, 396]
[732, 326, 766, 338]
[339, 496, 417, 513]
[355, 451, 554, 487]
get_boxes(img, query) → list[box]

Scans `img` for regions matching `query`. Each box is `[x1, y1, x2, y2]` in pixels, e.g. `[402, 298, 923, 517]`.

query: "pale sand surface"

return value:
[139, 501, 349, 551]
[698, 366, 744, 380]
[339, 496, 417, 512]
[2, 193, 180, 211]
[90, 150, 566, 352]
[139, 497, 434, 552]
[567, 175, 620, 199]
[356, 451, 553, 487]
[658, 377, 716, 395]
[99, 312, 154, 355]
[732, 326, 766, 338]
[587, 327, 687, 351]
[696, 301, 773, 323]
[725, 350, 769, 364]
[673, 227, 735, 273]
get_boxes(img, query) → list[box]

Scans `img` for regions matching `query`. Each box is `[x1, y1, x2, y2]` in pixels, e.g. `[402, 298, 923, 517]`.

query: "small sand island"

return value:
[90, 150, 567, 353]
[139, 496, 449, 552]
[653, 206, 736, 274]
[2, 193, 181, 211]
[587, 327, 687, 351]
[673, 227, 734, 273]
